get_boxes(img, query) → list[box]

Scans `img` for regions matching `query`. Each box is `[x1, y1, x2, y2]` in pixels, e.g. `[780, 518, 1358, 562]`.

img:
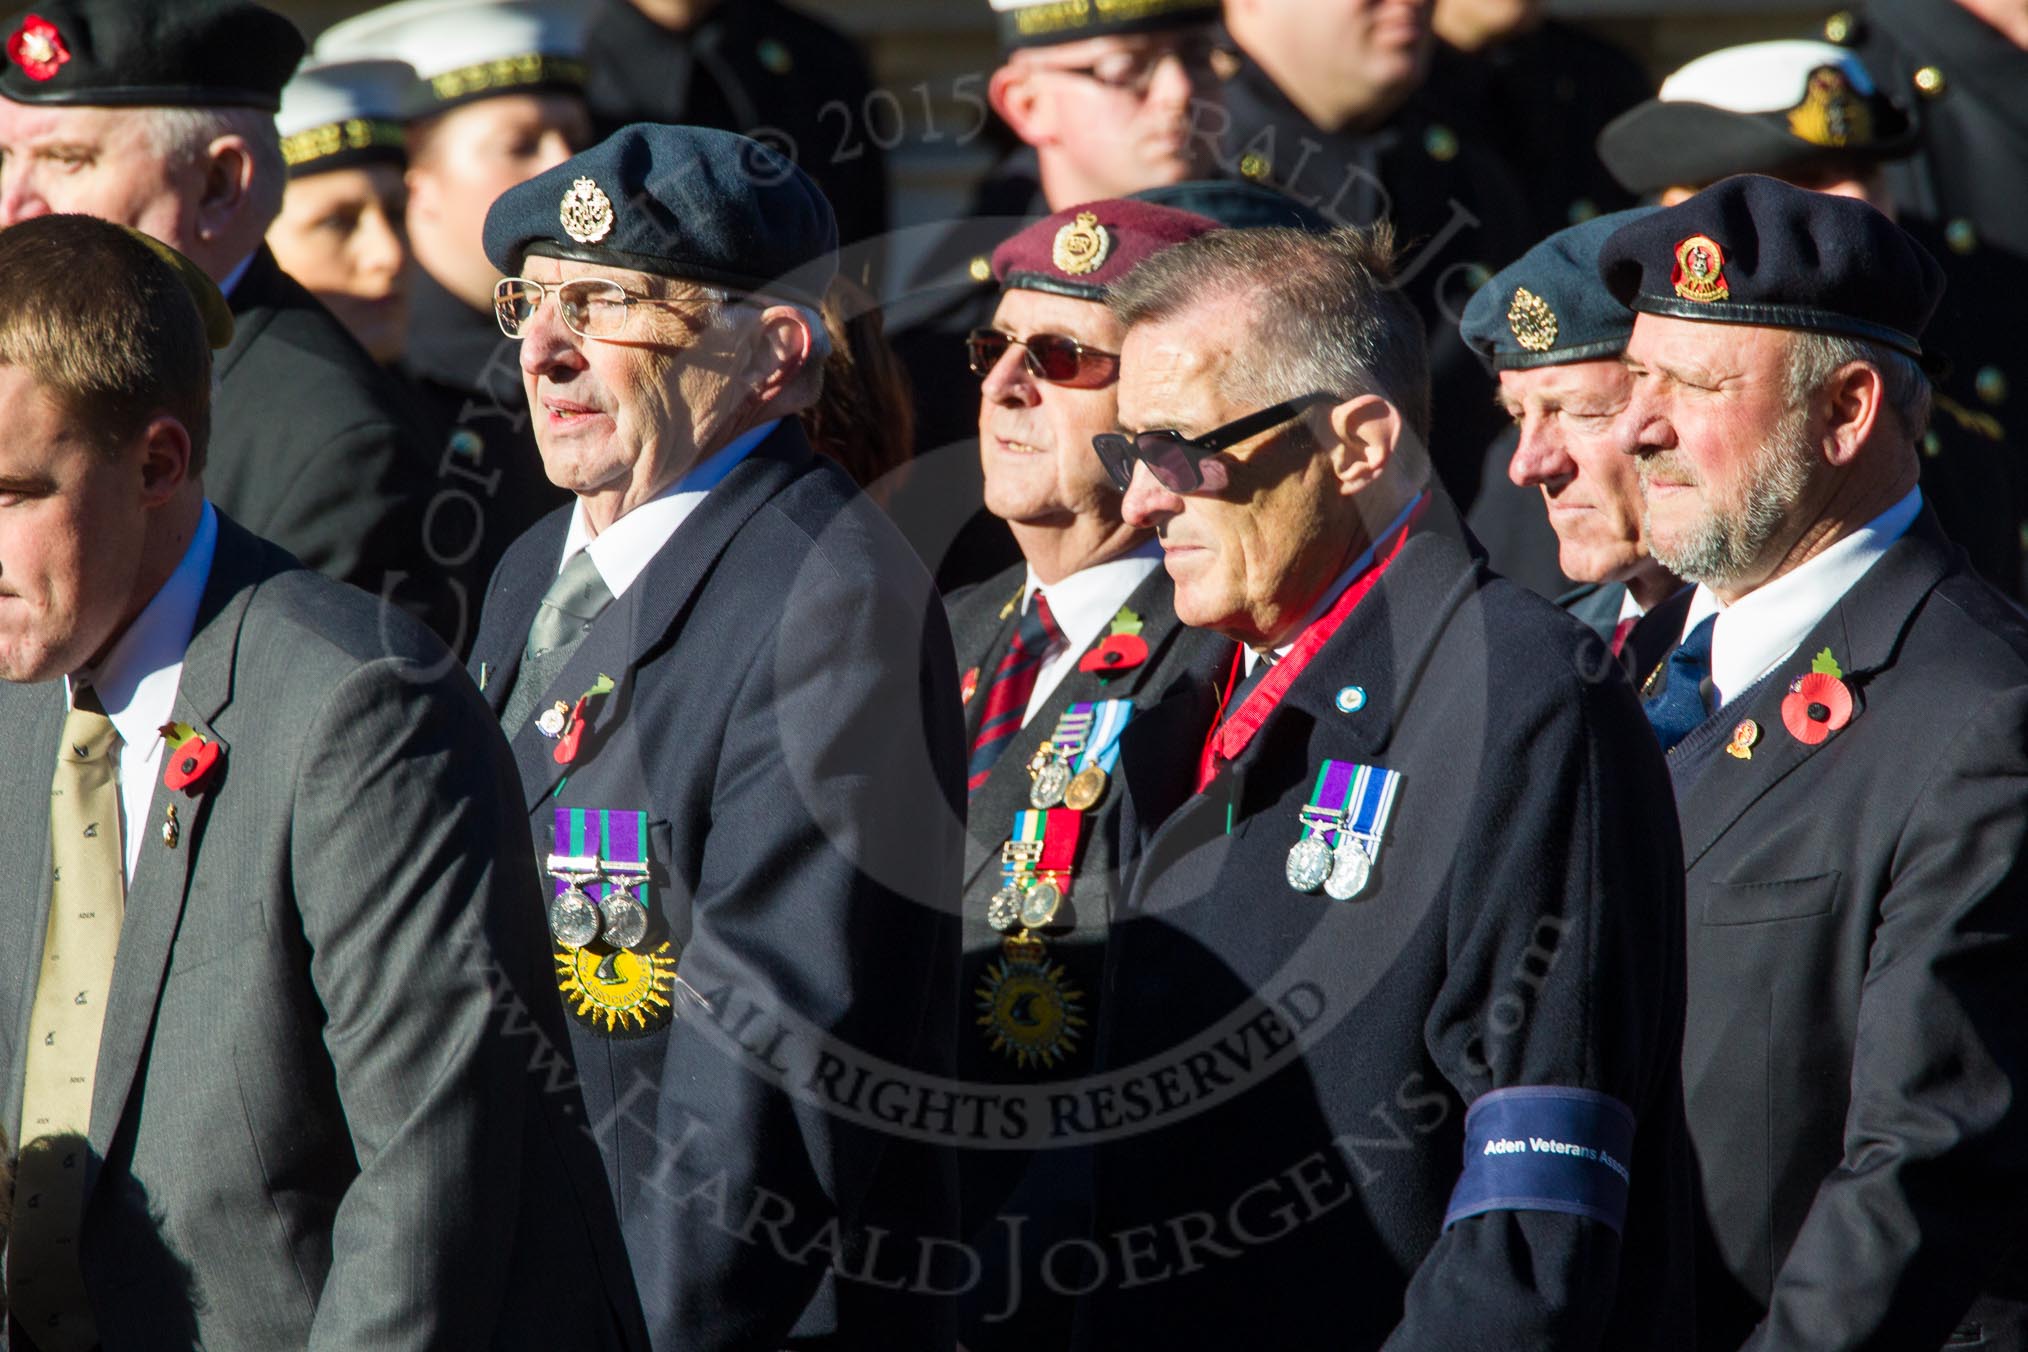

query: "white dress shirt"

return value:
[1019, 540, 1164, 723]
[1678, 487, 1922, 708]
[66, 502, 220, 882]
[557, 419, 777, 597]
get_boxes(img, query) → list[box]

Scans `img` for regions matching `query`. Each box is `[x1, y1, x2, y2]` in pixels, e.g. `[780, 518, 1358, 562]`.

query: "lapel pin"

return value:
[1726, 719, 1760, 760]
[1335, 686, 1367, 714]
[161, 803, 179, 850]
[1781, 648, 1854, 746]
[158, 722, 223, 793]
[478, 661, 491, 692]
[536, 700, 570, 738]
[960, 667, 980, 706]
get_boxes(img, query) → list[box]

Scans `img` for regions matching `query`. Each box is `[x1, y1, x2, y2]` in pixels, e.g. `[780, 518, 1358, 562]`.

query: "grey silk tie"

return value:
[502, 549, 615, 736]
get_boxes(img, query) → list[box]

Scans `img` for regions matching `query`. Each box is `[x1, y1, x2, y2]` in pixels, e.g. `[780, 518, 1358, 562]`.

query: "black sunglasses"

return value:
[967, 327, 1120, 389]
[1091, 391, 1338, 493]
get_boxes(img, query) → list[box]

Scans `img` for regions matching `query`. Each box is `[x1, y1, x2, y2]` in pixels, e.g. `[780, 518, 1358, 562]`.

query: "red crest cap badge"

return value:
[1672, 234, 1730, 304]
[7, 14, 70, 83]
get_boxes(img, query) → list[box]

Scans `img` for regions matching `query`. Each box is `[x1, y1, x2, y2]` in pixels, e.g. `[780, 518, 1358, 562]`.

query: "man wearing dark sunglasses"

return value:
[946, 197, 1238, 1351]
[1064, 223, 1694, 1348]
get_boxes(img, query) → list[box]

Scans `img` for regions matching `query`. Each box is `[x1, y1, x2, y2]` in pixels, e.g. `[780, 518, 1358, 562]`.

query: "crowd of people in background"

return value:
[4, 0, 2028, 1349]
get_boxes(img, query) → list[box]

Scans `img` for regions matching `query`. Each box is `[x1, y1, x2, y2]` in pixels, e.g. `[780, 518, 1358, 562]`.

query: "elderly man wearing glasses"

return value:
[1064, 223, 1696, 1348]
[945, 197, 1235, 1350]
[466, 122, 967, 1351]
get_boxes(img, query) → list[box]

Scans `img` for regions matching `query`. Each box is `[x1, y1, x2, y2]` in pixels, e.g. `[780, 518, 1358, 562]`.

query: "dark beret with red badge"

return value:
[992, 198, 1223, 302]
[0, 0, 303, 110]
[1597, 173, 1945, 361]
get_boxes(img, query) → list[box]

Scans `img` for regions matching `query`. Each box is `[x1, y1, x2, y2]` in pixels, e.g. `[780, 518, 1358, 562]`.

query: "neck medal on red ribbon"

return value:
[976, 698, 1133, 1069]
[1285, 760, 1402, 901]
[547, 807, 677, 1035]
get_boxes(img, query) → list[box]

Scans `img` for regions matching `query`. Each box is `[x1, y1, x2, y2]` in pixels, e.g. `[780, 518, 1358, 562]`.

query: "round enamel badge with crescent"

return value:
[560, 176, 614, 245]
[1507, 286, 1559, 353]
[1053, 212, 1111, 276]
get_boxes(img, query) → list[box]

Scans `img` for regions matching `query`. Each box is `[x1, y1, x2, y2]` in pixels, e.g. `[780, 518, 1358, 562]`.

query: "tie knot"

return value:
[1020, 589, 1065, 653]
[60, 695, 117, 764]
[1675, 613, 1717, 666]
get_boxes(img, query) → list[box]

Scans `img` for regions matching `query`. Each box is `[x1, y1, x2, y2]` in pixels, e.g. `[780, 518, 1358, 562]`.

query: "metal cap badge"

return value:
[559, 176, 614, 245]
[1672, 235, 1730, 303]
[1052, 212, 1111, 276]
[1507, 286, 1559, 353]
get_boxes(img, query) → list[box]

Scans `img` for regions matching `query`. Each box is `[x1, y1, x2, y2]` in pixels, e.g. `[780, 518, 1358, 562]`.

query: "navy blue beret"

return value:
[1597, 174, 1943, 360]
[0, 0, 304, 110]
[482, 122, 839, 308]
[1461, 208, 1659, 371]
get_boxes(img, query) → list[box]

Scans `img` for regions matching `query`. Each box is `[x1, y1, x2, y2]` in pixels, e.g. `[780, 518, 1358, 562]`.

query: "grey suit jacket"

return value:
[0, 515, 644, 1351]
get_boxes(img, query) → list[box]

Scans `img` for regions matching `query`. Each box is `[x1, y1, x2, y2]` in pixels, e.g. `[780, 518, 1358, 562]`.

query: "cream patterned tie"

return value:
[8, 695, 124, 1351]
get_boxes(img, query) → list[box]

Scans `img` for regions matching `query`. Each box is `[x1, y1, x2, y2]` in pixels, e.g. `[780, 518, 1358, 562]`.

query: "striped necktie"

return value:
[966, 591, 1063, 796]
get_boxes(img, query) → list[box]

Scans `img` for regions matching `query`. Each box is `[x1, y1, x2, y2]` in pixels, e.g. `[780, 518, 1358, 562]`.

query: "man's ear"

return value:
[137, 415, 195, 506]
[1324, 393, 1401, 493]
[990, 61, 1053, 148]
[1822, 361, 1886, 468]
[747, 305, 816, 405]
[194, 135, 256, 244]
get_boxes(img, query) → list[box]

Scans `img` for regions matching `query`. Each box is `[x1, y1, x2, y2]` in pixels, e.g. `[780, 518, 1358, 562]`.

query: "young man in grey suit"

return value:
[0, 218, 641, 1351]
[1611, 177, 2028, 1349]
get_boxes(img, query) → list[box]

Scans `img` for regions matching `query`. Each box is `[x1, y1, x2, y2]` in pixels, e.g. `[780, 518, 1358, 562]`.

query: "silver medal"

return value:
[1029, 757, 1072, 809]
[1285, 835, 1333, 893]
[1020, 880, 1063, 930]
[987, 885, 1025, 933]
[1324, 839, 1372, 900]
[599, 888, 651, 950]
[549, 884, 602, 949]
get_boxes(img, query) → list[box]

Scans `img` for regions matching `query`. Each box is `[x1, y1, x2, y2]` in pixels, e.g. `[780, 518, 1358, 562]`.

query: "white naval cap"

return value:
[313, 0, 586, 117]
[277, 58, 415, 176]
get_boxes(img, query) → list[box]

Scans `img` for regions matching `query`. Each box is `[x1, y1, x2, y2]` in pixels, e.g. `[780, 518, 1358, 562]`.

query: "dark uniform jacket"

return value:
[0, 516, 643, 1351]
[466, 421, 966, 1352]
[1420, 20, 1649, 242]
[208, 247, 434, 611]
[583, 0, 888, 253]
[1631, 509, 2028, 1351]
[399, 268, 570, 657]
[1834, 0, 2028, 595]
[1211, 49, 1532, 509]
[1071, 498, 1695, 1349]
[946, 559, 1232, 1349]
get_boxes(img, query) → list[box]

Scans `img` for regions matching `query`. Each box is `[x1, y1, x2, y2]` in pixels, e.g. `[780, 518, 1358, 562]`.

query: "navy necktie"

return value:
[1643, 614, 1718, 752]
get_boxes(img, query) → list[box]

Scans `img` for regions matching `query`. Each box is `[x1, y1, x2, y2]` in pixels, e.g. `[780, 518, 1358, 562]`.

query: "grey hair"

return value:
[1783, 330, 1932, 441]
[140, 105, 286, 231]
[1106, 223, 1432, 449]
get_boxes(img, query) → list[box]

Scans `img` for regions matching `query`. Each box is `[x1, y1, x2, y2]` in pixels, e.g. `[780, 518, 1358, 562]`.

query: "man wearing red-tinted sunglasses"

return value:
[945, 197, 1238, 1352]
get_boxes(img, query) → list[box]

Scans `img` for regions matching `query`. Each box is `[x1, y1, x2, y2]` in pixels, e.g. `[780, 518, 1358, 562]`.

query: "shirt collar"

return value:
[1683, 487, 1922, 706]
[560, 419, 777, 598]
[1021, 538, 1163, 652]
[218, 253, 256, 301]
[68, 501, 219, 752]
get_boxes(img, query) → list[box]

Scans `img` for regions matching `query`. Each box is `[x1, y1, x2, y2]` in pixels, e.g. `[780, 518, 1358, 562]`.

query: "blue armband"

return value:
[1443, 1085, 1635, 1234]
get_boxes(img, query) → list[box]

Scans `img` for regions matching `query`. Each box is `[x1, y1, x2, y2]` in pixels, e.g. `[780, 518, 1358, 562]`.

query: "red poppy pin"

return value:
[553, 674, 615, 766]
[960, 666, 980, 705]
[159, 721, 222, 793]
[1078, 606, 1148, 679]
[1780, 648, 1855, 746]
[8, 15, 70, 82]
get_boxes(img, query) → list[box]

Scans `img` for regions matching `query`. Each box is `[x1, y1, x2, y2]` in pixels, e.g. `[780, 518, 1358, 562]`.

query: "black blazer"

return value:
[1075, 498, 1696, 1349]
[1632, 509, 2028, 1351]
[208, 248, 438, 620]
[467, 422, 967, 1351]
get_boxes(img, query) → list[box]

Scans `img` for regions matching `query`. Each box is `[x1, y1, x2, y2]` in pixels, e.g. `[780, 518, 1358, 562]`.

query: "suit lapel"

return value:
[88, 520, 265, 1164]
[1671, 514, 1955, 871]
[957, 576, 1026, 748]
[471, 508, 572, 719]
[216, 246, 286, 387]
[506, 423, 814, 809]
[0, 683, 67, 1141]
